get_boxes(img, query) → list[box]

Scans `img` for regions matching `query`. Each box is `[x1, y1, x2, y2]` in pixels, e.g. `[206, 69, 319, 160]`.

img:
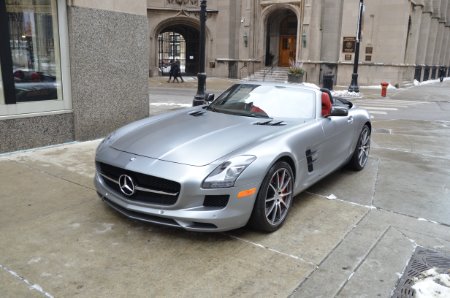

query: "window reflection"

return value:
[7, 0, 61, 102]
[0, 66, 4, 105]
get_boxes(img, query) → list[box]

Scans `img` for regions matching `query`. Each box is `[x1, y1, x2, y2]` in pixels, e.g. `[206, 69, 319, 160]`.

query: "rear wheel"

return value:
[249, 161, 294, 232]
[349, 125, 371, 171]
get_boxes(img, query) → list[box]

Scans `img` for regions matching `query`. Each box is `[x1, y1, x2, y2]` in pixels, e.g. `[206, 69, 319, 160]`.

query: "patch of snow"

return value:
[27, 257, 41, 264]
[412, 268, 450, 298]
[70, 223, 81, 229]
[95, 223, 114, 234]
[414, 77, 449, 86]
[0, 264, 54, 298]
[326, 194, 337, 200]
[362, 83, 397, 90]
[150, 102, 191, 107]
[332, 90, 361, 98]
[302, 82, 320, 89]
[31, 284, 44, 292]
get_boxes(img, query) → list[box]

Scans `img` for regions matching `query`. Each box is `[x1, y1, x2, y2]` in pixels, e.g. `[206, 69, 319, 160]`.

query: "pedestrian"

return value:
[167, 60, 175, 83]
[174, 60, 184, 83]
[439, 67, 446, 83]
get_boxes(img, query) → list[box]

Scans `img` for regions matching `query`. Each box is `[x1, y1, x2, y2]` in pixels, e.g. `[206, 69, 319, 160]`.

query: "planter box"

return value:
[288, 73, 304, 83]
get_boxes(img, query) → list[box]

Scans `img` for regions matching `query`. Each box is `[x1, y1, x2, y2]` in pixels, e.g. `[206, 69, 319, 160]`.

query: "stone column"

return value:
[416, 0, 433, 80]
[425, 1, 439, 67]
[433, 0, 448, 66]
[303, 0, 322, 62]
[423, 0, 440, 79]
[320, 0, 344, 83]
[405, 3, 424, 65]
[320, 0, 343, 63]
[438, 0, 449, 65]
[446, 26, 450, 68]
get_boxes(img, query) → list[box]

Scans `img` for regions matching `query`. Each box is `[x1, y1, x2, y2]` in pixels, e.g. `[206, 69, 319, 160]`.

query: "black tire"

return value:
[349, 125, 371, 171]
[249, 161, 294, 232]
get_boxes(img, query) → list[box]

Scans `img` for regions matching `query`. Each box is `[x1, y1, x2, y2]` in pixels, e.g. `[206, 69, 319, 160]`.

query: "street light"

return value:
[193, 0, 207, 106]
[348, 0, 364, 93]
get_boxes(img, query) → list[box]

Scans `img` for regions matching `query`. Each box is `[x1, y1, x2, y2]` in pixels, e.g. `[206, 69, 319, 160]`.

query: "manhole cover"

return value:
[392, 247, 450, 297]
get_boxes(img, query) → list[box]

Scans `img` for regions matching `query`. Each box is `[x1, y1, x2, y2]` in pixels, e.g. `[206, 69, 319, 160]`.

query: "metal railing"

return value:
[262, 57, 278, 81]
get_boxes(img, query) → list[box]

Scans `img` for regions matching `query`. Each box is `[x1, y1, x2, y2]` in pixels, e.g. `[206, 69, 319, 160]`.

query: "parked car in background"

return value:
[13, 69, 57, 102]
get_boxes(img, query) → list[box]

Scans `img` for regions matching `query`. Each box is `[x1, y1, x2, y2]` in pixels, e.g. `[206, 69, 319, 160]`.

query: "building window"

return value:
[0, 0, 70, 117]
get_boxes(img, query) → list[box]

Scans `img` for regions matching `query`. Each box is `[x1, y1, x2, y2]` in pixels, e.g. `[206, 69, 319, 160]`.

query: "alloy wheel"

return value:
[265, 168, 293, 226]
[357, 126, 371, 168]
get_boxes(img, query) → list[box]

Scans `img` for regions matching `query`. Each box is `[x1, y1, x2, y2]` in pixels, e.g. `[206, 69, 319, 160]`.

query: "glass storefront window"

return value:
[2, 0, 62, 103]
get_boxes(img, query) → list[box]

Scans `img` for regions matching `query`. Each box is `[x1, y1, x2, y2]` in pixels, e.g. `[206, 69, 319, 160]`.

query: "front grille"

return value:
[102, 197, 180, 227]
[97, 162, 181, 206]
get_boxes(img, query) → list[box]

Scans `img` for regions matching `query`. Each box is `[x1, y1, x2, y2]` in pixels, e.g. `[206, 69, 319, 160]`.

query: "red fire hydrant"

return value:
[381, 82, 389, 97]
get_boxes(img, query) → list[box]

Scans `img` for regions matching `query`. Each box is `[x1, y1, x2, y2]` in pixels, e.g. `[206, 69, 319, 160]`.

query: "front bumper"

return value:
[94, 150, 259, 232]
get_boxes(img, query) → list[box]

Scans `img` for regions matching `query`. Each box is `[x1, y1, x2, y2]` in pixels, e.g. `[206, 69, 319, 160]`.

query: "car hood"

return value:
[110, 110, 288, 166]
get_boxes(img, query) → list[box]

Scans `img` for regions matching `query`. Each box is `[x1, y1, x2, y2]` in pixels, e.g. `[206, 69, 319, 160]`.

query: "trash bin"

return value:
[381, 82, 389, 97]
[323, 74, 334, 90]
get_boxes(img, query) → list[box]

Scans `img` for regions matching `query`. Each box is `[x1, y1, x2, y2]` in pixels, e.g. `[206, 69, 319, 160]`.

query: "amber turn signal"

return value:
[237, 188, 257, 199]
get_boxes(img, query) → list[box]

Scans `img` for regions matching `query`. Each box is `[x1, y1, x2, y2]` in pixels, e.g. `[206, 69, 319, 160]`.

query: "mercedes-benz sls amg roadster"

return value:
[95, 83, 371, 232]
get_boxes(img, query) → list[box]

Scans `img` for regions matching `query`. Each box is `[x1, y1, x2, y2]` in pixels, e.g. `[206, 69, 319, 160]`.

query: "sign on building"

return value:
[343, 37, 356, 53]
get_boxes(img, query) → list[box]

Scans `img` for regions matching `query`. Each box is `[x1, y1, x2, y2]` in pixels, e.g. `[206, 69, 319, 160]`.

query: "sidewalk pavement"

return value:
[1, 79, 449, 297]
[149, 76, 394, 99]
[1, 131, 449, 297]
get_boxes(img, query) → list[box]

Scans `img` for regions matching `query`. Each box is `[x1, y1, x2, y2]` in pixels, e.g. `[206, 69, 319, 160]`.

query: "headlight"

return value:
[202, 155, 256, 188]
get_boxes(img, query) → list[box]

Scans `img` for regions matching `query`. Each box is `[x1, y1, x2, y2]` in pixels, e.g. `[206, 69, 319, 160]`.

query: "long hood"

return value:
[110, 110, 286, 166]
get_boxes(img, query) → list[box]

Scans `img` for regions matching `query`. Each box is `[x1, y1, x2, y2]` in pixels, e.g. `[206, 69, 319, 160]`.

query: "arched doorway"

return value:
[265, 9, 298, 67]
[157, 24, 199, 76]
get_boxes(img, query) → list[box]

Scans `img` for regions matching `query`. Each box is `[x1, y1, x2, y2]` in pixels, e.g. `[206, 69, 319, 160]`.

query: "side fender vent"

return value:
[306, 149, 317, 172]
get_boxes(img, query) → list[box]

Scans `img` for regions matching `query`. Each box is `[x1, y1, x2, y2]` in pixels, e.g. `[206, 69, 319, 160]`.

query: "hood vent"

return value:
[189, 110, 206, 117]
[254, 120, 286, 126]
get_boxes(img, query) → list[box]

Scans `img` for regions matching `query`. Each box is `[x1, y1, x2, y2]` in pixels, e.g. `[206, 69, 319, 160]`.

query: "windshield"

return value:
[209, 84, 316, 119]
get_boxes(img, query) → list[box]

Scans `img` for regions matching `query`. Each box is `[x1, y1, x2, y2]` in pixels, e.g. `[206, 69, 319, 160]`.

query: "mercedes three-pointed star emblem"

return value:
[118, 174, 135, 196]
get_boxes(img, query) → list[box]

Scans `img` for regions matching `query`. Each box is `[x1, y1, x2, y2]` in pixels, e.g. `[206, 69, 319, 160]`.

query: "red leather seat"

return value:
[321, 92, 332, 117]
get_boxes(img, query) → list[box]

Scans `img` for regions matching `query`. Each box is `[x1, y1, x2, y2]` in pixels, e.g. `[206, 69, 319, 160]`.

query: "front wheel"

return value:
[249, 161, 294, 232]
[349, 125, 371, 171]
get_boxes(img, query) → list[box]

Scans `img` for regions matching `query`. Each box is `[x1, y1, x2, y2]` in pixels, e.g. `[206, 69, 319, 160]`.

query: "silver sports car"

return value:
[95, 83, 371, 232]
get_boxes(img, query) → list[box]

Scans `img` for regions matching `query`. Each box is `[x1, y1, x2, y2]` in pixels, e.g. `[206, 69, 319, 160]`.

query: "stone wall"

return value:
[68, 5, 149, 141]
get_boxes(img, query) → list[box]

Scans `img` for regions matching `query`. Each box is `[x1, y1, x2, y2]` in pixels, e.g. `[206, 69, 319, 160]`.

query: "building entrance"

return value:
[279, 36, 296, 67]
[157, 24, 199, 76]
[265, 9, 298, 67]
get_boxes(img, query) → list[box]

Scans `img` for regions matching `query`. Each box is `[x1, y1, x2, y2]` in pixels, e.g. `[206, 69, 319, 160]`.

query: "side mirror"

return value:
[205, 93, 215, 102]
[329, 106, 348, 117]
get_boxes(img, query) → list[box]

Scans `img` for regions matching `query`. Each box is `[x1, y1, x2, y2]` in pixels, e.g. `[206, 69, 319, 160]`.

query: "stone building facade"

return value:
[148, 0, 450, 86]
[0, 0, 149, 153]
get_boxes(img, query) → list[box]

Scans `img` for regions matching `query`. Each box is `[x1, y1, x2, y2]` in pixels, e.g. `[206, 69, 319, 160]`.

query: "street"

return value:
[1, 79, 449, 297]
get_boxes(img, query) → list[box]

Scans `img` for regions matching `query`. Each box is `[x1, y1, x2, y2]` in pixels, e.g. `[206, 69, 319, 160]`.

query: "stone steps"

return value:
[245, 67, 289, 82]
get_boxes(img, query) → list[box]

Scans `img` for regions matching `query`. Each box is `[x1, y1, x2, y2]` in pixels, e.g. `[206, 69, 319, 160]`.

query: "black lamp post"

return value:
[193, 0, 207, 106]
[348, 0, 364, 93]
